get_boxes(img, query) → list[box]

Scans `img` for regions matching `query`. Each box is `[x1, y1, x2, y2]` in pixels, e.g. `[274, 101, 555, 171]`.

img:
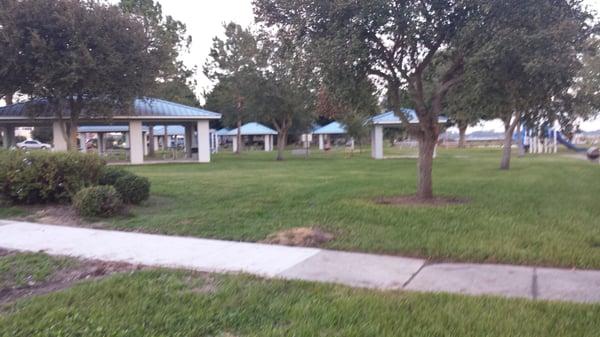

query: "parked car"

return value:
[16, 139, 52, 150]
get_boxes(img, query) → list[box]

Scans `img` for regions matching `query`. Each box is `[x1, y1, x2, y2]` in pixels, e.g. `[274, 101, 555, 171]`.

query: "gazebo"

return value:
[370, 109, 448, 159]
[0, 98, 221, 164]
[312, 121, 353, 150]
[226, 122, 277, 152]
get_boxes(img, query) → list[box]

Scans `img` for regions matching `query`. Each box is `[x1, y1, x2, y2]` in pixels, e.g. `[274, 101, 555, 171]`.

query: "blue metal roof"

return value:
[371, 109, 448, 125]
[0, 98, 221, 120]
[152, 125, 185, 136]
[216, 128, 231, 136]
[313, 121, 347, 135]
[78, 125, 141, 133]
[226, 122, 278, 136]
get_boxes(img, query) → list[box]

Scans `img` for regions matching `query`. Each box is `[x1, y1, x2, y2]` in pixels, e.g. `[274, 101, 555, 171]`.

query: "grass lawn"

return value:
[1, 262, 599, 337]
[102, 148, 600, 269]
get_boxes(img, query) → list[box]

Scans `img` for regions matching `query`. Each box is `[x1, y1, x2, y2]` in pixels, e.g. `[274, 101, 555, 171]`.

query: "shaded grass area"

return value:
[107, 148, 600, 269]
[1, 269, 599, 337]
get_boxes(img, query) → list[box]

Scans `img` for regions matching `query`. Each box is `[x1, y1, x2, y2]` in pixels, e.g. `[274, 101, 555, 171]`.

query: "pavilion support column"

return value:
[153, 136, 159, 153]
[318, 134, 324, 150]
[5, 126, 15, 149]
[52, 122, 68, 152]
[98, 133, 105, 156]
[371, 125, 384, 159]
[129, 121, 144, 165]
[185, 123, 193, 159]
[264, 135, 270, 152]
[232, 136, 238, 153]
[79, 134, 87, 153]
[349, 137, 355, 151]
[197, 120, 210, 163]
[143, 132, 149, 156]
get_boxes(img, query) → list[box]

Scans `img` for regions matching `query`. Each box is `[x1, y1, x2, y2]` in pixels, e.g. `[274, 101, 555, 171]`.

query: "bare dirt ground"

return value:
[263, 227, 334, 247]
[0, 249, 141, 307]
[13, 204, 109, 228]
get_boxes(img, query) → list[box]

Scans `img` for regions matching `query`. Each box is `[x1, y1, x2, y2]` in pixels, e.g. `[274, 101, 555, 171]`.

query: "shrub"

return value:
[99, 166, 134, 186]
[73, 186, 123, 217]
[113, 174, 150, 205]
[0, 151, 106, 204]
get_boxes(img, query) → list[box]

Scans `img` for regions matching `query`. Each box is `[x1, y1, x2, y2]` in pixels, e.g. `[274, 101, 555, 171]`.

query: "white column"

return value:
[232, 136, 238, 153]
[349, 137, 355, 151]
[318, 134, 324, 150]
[185, 124, 193, 158]
[197, 120, 210, 163]
[1, 127, 7, 149]
[153, 136, 159, 152]
[129, 121, 144, 164]
[98, 133, 105, 155]
[143, 132, 149, 156]
[553, 130, 558, 154]
[52, 122, 68, 152]
[265, 135, 273, 152]
[213, 132, 219, 153]
[371, 125, 384, 159]
[79, 134, 87, 153]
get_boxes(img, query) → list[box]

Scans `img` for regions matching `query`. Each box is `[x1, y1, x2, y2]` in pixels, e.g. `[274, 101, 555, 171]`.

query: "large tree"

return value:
[254, 0, 480, 199]
[0, 0, 165, 150]
[464, 0, 593, 169]
[254, 0, 594, 196]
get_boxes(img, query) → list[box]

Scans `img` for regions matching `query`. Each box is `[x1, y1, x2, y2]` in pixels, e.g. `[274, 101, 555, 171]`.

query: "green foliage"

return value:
[99, 167, 135, 186]
[0, 0, 174, 149]
[105, 149, 600, 269]
[113, 174, 150, 205]
[1, 270, 600, 336]
[73, 185, 123, 217]
[0, 252, 75, 289]
[0, 151, 105, 204]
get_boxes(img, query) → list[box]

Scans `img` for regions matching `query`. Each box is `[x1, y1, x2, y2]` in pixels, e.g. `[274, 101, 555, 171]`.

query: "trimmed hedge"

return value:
[73, 186, 123, 217]
[99, 166, 135, 186]
[113, 174, 150, 205]
[0, 150, 105, 204]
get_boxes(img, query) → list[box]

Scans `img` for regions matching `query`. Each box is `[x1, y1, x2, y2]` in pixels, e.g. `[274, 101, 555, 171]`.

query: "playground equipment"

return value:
[517, 126, 589, 155]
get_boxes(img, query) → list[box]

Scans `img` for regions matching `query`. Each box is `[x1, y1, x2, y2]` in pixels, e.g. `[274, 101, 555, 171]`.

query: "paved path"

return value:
[1, 220, 599, 304]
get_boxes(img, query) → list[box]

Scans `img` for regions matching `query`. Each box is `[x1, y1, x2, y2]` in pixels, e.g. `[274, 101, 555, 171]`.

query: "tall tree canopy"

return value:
[254, 0, 594, 196]
[0, 0, 177, 149]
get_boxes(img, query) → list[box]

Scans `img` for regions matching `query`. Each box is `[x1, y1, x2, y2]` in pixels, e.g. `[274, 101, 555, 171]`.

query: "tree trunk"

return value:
[163, 126, 168, 150]
[417, 134, 437, 199]
[236, 119, 242, 154]
[148, 125, 155, 157]
[458, 123, 468, 148]
[500, 116, 520, 170]
[276, 129, 288, 161]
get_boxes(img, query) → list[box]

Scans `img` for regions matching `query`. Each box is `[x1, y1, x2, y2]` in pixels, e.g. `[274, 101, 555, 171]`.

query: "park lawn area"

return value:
[0, 260, 599, 337]
[99, 147, 600, 270]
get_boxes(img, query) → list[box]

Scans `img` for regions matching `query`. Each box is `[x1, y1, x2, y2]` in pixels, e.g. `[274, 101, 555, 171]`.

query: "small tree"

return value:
[204, 23, 267, 154]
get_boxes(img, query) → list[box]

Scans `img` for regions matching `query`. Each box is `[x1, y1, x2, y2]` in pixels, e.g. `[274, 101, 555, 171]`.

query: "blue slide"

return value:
[554, 131, 587, 153]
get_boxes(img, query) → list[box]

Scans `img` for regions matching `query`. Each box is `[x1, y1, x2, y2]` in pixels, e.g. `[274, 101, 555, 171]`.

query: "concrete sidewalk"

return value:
[1, 220, 599, 304]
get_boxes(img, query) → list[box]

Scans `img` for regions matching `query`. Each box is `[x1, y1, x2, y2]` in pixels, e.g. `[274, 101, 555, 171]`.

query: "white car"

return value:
[16, 139, 52, 150]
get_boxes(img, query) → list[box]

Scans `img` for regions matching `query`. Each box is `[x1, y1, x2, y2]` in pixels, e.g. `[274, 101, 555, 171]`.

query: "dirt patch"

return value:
[374, 195, 469, 207]
[14, 204, 108, 228]
[0, 254, 141, 307]
[263, 227, 334, 247]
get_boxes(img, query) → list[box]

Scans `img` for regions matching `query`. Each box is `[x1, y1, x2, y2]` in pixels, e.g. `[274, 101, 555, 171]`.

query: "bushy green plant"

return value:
[72, 185, 123, 217]
[113, 174, 150, 205]
[99, 166, 134, 186]
[0, 150, 105, 204]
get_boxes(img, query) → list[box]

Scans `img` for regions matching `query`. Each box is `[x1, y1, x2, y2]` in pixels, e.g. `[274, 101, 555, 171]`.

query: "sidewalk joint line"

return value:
[532, 267, 539, 300]
[402, 260, 429, 288]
